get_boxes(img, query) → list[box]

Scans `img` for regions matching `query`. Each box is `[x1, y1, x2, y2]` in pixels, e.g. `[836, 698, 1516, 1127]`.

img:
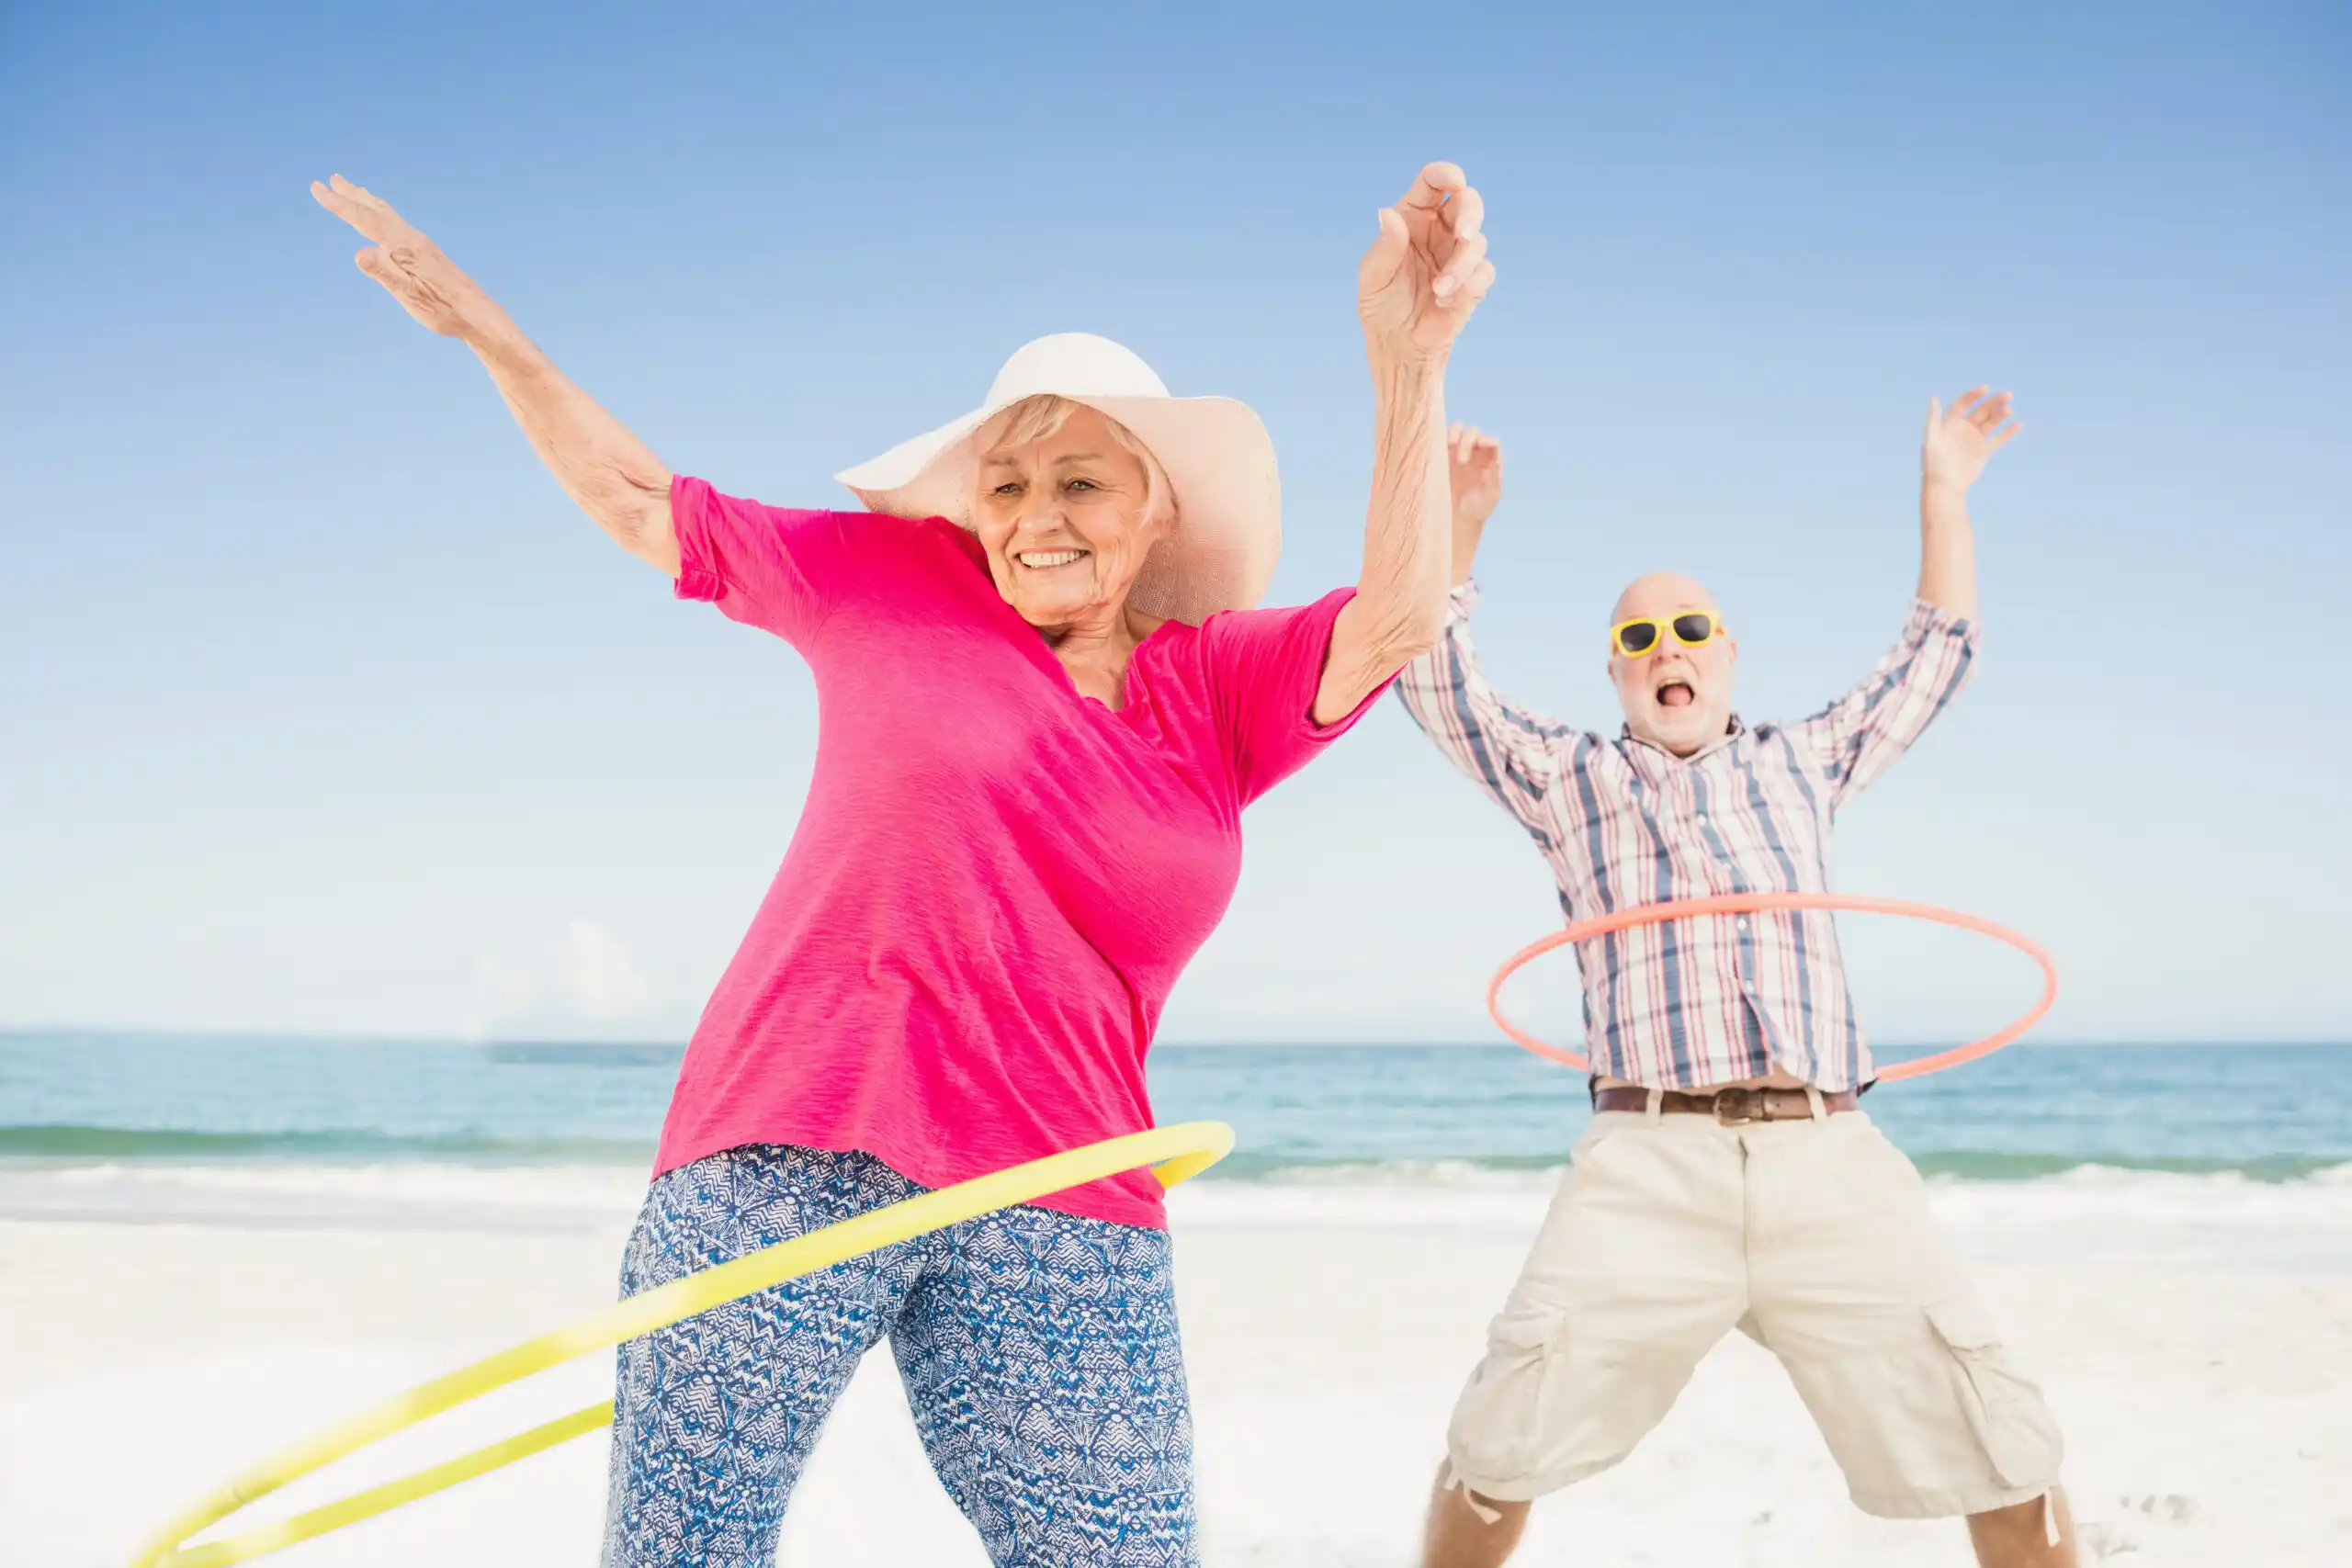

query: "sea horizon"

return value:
[9, 1025, 2350, 1050]
[7, 1032, 2348, 1190]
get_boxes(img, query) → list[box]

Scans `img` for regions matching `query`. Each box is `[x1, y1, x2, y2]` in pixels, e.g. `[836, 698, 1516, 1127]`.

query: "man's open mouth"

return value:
[1656, 680, 1695, 709]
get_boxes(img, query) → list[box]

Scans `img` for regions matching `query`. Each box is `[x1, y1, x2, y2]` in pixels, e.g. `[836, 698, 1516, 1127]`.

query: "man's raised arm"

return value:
[1393, 427, 1577, 845]
[1796, 388, 2021, 807]
[1916, 385, 2019, 620]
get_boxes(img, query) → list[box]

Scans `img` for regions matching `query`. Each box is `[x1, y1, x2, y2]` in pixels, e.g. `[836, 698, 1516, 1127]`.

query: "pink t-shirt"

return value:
[654, 478, 1385, 1227]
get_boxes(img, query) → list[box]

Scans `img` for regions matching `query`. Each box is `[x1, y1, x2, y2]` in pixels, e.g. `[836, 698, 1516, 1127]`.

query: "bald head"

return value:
[1611, 570, 1720, 627]
[1606, 570, 1738, 758]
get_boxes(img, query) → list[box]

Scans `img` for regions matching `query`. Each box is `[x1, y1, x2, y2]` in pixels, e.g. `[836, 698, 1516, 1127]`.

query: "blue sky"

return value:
[3, 2, 2346, 1045]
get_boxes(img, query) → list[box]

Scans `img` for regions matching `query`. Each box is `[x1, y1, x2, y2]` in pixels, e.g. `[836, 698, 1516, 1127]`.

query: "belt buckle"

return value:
[1712, 1089, 1761, 1126]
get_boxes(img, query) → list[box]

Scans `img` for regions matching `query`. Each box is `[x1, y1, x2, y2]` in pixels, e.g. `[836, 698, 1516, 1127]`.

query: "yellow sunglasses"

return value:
[1610, 610, 1726, 658]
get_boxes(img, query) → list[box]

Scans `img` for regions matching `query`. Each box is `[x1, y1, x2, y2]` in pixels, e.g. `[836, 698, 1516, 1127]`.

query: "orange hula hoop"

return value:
[1487, 893, 2057, 1082]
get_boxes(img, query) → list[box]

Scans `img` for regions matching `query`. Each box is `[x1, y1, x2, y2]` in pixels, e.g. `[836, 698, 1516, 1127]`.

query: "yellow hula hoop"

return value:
[129, 1121, 1236, 1568]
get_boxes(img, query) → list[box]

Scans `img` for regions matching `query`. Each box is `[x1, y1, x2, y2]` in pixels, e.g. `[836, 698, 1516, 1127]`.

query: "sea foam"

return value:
[7, 1157, 2350, 1235]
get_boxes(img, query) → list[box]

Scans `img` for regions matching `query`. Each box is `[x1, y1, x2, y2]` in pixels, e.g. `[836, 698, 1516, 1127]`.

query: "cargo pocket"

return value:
[1925, 1298, 2064, 1491]
[1449, 1303, 1677, 1498]
[1446, 1308, 1562, 1492]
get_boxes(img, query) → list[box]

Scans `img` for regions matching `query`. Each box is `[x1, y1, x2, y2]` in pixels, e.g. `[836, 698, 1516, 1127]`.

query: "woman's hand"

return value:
[1922, 386, 2021, 495]
[1358, 163, 1494, 366]
[311, 175, 512, 345]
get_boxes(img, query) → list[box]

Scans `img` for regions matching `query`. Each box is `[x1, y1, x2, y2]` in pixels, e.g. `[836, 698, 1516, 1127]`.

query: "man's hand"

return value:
[1447, 423, 1502, 585]
[1922, 386, 2021, 495]
[1917, 389, 2010, 620]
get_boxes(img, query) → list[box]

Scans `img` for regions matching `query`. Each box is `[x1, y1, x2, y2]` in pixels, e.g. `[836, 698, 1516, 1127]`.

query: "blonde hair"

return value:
[976, 393, 1178, 531]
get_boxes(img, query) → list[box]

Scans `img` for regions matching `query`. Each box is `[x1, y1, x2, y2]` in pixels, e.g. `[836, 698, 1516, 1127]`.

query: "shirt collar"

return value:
[1621, 713, 1746, 761]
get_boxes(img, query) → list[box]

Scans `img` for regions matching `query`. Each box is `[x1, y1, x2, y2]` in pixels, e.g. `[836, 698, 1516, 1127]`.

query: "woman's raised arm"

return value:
[1316, 163, 1496, 724]
[311, 175, 680, 577]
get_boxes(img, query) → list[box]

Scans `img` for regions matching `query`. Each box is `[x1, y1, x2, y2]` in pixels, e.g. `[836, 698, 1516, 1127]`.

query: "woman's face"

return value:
[973, 404, 1169, 633]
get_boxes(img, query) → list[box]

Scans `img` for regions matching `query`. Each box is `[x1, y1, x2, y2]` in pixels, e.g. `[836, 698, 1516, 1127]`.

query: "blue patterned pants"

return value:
[599, 1145, 1199, 1567]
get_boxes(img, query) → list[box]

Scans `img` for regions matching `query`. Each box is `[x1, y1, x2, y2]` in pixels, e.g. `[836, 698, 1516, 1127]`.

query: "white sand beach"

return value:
[4, 1165, 2348, 1567]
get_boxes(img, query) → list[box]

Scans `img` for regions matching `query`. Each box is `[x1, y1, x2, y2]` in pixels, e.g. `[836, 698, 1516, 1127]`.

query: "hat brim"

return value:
[835, 393, 1280, 626]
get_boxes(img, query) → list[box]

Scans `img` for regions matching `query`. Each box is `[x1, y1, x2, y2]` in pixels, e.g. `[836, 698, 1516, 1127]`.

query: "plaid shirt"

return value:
[1396, 582, 1980, 1091]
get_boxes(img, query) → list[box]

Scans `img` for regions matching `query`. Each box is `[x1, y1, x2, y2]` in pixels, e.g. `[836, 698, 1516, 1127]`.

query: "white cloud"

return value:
[552, 919, 653, 1018]
[463, 951, 540, 1040]
[464, 919, 662, 1039]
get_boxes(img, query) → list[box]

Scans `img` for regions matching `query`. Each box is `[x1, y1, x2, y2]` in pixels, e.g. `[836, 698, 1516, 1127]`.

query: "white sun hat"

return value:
[833, 333, 1281, 625]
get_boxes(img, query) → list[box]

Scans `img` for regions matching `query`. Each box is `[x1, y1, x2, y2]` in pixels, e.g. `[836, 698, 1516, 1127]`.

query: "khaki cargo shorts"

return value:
[1445, 1107, 2064, 1519]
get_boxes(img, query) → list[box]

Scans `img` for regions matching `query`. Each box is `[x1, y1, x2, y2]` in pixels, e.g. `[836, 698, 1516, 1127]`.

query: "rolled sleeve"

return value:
[1201, 587, 1385, 807]
[1794, 598, 1980, 808]
[1393, 579, 1577, 841]
[670, 477, 854, 648]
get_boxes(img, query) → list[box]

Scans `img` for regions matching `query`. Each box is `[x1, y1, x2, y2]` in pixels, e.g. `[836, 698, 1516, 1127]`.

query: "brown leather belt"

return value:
[1590, 1085, 1859, 1125]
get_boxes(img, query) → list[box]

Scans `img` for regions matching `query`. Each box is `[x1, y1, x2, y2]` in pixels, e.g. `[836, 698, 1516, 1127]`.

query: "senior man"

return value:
[1396, 393, 2076, 1568]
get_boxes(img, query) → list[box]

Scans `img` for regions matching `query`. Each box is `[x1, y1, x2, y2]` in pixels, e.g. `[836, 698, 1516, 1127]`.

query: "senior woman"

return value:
[313, 164, 1492, 1566]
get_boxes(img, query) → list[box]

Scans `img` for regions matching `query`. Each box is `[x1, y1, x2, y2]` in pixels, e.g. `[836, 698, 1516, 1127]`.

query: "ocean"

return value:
[4, 1032, 2346, 1186]
[9, 1034, 2352, 1568]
